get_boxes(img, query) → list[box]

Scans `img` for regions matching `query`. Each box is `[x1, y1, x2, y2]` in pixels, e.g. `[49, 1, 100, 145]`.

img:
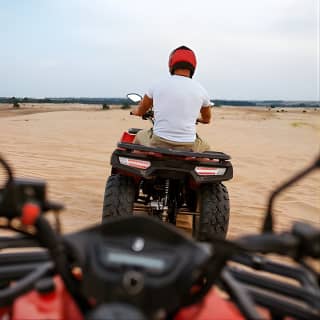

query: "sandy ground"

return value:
[0, 103, 319, 238]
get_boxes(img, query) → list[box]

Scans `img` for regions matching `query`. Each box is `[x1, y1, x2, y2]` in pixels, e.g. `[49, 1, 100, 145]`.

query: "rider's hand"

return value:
[130, 108, 140, 116]
[197, 117, 210, 124]
[130, 95, 153, 117]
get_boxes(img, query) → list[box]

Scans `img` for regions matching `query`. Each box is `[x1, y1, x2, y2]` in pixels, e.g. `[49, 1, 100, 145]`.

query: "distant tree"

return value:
[11, 97, 20, 108]
[13, 101, 20, 108]
[102, 103, 110, 110]
[121, 102, 131, 110]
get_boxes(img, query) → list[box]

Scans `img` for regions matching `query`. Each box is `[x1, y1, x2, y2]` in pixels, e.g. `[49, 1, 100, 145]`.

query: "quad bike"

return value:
[0, 154, 319, 319]
[102, 93, 233, 240]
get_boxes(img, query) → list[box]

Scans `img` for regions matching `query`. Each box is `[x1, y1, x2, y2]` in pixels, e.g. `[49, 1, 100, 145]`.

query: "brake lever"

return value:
[0, 235, 39, 250]
[0, 261, 53, 307]
[42, 200, 64, 212]
[220, 269, 261, 320]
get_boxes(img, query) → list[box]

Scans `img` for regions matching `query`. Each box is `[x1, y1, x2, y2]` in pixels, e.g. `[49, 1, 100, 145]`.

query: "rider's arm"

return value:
[131, 95, 153, 116]
[197, 105, 212, 124]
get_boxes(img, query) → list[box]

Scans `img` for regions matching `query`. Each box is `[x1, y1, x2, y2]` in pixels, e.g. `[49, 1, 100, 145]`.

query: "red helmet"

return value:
[168, 46, 197, 78]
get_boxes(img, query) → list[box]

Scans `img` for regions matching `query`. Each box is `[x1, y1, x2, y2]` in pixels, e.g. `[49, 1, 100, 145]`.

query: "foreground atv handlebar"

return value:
[0, 155, 319, 320]
[1, 214, 319, 320]
[235, 221, 320, 260]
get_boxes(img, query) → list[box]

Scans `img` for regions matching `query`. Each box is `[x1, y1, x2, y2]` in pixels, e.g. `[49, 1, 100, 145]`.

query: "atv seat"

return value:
[117, 142, 231, 160]
[128, 128, 142, 134]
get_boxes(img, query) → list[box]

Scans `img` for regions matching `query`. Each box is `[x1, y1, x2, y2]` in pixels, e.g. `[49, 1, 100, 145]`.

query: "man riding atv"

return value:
[131, 45, 212, 152]
[102, 46, 231, 239]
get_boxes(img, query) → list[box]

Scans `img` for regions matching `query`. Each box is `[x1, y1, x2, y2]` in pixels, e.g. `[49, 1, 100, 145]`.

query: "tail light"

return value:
[194, 166, 226, 176]
[120, 132, 136, 143]
[119, 157, 151, 170]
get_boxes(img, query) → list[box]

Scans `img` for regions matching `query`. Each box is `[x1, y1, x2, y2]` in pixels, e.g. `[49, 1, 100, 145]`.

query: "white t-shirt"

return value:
[146, 75, 211, 142]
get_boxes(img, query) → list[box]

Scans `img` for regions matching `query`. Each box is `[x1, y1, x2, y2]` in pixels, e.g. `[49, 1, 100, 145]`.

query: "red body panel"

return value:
[8, 280, 247, 320]
[0, 306, 11, 319]
[120, 131, 136, 143]
[175, 288, 244, 320]
[12, 276, 83, 320]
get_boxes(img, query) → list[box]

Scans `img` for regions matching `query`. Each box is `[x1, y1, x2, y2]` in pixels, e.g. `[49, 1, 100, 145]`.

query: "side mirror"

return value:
[127, 93, 142, 103]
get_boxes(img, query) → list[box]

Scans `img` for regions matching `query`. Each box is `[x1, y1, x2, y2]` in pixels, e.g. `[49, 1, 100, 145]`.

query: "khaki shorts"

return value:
[133, 128, 211, 153]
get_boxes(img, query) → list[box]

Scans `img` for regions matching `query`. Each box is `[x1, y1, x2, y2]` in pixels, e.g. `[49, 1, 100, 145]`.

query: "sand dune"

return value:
[0, 103, 319, 237]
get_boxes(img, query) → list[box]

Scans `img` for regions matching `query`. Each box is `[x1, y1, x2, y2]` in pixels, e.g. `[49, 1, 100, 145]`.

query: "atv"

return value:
[0, 154, 319, 320]
[102, 94, 233, 240]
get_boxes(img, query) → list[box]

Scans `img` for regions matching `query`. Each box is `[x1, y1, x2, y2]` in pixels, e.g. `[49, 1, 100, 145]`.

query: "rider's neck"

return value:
[173, 69, 191, 78]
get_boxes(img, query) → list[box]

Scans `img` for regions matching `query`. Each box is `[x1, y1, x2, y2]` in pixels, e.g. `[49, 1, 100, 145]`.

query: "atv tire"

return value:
[102, 174, 136, 222]
[196, 183, 230, 241]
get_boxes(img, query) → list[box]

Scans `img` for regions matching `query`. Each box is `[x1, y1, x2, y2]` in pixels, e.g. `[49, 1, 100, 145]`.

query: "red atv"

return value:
[0, 154, 319, 320]
[0, 154, 320, 320]
[102, 94, 233, 240]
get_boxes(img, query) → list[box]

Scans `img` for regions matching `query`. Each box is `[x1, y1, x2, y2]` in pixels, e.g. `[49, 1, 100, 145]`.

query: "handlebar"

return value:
[129, 110, 154, 121]
[234, 222, 320, 260]
[0, 155, 319, 319]
[131, 110, 204, 125]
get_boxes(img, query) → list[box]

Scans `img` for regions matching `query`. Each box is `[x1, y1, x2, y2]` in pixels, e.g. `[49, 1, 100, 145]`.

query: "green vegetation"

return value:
[13, 101, 20, 108]
[102, 104, 110, 110]
[291, 122, 308, 128]
[0, 96, 319, 109]
[11, 97, 20, 108]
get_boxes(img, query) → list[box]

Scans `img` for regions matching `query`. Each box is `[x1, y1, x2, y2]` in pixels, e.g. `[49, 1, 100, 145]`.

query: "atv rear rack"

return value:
[117, 143, 231, 160]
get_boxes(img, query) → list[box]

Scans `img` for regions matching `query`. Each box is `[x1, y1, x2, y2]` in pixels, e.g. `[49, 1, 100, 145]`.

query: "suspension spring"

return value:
[162, 179, 170, 222]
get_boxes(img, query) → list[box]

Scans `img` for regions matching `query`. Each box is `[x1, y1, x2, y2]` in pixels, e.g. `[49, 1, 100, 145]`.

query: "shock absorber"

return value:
[162, 179, 170, 222]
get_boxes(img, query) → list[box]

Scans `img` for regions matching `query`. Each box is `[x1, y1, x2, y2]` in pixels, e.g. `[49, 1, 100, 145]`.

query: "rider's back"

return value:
[148, 75, 210, 143]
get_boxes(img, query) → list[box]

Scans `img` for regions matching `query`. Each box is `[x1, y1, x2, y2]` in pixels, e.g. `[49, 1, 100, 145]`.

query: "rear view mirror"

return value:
[127, 93, 142, 103]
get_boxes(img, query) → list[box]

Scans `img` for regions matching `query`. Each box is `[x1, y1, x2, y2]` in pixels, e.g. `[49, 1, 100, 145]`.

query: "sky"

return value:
[0, 0, 319, 100]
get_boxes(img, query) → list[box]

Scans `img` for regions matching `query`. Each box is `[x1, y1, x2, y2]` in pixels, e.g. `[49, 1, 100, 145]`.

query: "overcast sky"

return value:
[0, 0, 319, 100]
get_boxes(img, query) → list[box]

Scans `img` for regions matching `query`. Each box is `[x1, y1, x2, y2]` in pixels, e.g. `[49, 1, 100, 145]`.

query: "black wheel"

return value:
[102, 174, 136, 222]
[196, 183, 230, 240]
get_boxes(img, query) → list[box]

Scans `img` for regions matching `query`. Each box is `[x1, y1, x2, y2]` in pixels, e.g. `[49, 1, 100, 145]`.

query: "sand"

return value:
[0, 103, 319, 238]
